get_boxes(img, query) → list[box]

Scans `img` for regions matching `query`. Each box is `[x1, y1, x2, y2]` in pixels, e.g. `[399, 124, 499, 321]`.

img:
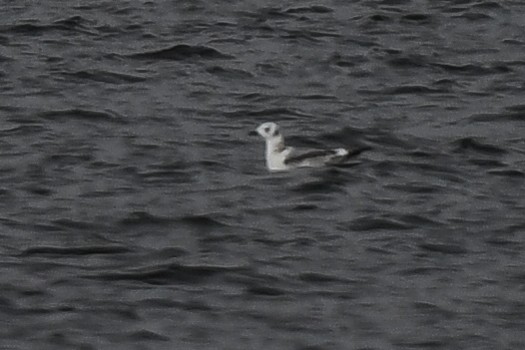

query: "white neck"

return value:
[264, 135, 288, 170]
[265, 135, 285, 154]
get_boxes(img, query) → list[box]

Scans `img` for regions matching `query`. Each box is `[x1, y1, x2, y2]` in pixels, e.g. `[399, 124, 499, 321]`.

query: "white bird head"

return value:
[255, 122, 281, 140]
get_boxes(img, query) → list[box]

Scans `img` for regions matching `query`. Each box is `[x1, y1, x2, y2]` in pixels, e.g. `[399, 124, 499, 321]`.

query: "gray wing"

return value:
[284, 148, 342, 166]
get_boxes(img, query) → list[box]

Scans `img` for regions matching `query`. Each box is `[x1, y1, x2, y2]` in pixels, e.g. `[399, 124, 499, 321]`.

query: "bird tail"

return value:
[346, 146, 371, 157]
[334, 146, 371, 161]
[335, 148, 349, 156]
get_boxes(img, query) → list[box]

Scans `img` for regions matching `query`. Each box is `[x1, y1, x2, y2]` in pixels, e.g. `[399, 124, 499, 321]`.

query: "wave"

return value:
[129, 44, 232, 60]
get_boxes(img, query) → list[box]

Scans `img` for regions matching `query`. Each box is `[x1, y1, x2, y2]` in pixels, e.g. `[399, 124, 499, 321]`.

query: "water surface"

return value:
[1, 1, 524, 349]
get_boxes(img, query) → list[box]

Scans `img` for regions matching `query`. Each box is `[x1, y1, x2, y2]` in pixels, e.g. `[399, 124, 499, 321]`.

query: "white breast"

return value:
[265, 147, 292, 171]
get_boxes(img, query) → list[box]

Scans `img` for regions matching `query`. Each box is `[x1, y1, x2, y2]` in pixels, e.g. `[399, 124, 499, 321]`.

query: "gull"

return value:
[251, 122, 365, 171]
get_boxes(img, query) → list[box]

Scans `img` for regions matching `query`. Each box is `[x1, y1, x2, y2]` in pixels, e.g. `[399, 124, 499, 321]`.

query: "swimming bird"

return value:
[251, 122, 364, 171]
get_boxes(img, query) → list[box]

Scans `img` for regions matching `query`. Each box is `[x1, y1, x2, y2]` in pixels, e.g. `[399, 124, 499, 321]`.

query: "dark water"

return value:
[1, 1, 525, 349]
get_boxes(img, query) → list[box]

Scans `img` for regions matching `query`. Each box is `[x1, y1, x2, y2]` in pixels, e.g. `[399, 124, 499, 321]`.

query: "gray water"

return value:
[1, 1, 525, 349]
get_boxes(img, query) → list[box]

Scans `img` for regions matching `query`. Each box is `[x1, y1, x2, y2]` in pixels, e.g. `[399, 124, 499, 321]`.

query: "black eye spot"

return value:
[264, 127, 270, 133]
[273, 129, 279, 136]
